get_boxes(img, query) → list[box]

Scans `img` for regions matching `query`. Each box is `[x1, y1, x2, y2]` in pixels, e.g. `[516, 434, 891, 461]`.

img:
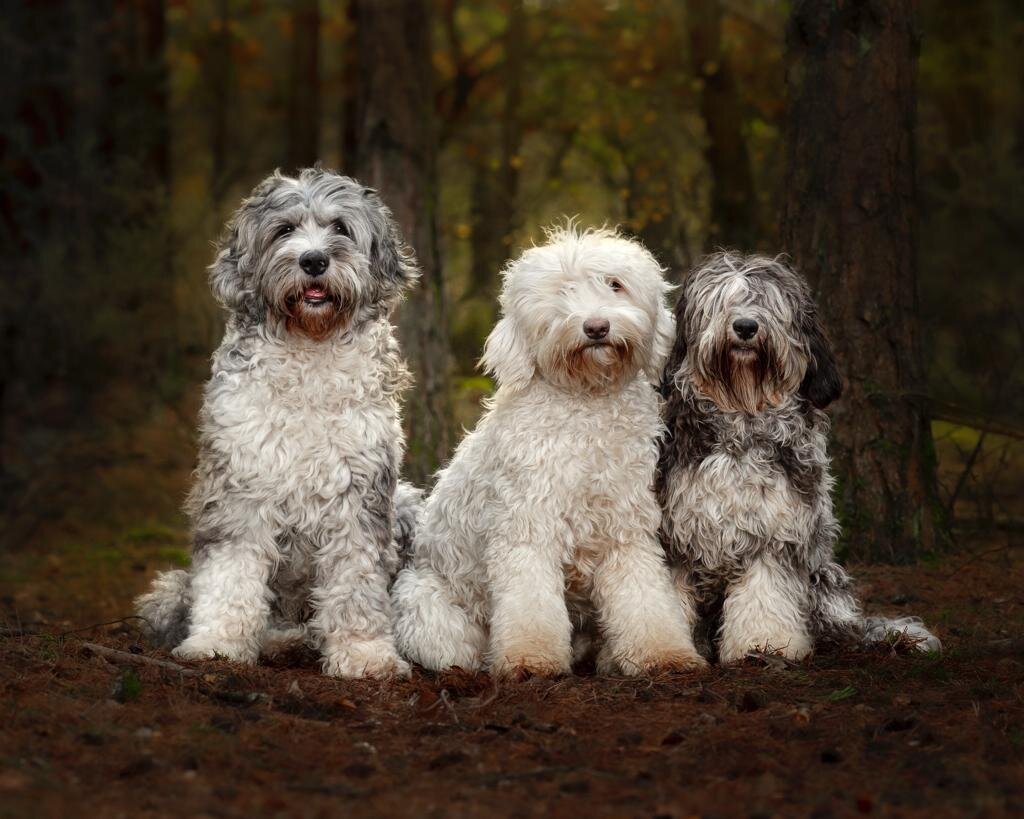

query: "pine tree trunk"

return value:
[688, 0, 758, 250]
[208, 0, 233, 198]
[351, 0, 452, 485]
[286, 0, 321, 172]
[781, 0, 946, 562]
[466, 0, 526, 337]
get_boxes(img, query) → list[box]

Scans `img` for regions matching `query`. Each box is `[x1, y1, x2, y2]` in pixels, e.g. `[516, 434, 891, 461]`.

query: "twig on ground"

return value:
[943, 543, 1013, 578]
[59, 616, 150, 638]
[80, 642, 199, 677]
[438, 688, 460, 724]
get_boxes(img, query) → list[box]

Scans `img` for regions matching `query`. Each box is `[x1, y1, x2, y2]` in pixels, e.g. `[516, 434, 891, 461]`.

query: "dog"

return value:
[135, 168, 419, 678]
[391, 225, 706, 678]
[656, 251, 941, 663]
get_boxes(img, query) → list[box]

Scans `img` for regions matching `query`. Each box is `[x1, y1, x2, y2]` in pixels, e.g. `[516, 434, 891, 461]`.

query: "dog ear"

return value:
[798, 307, 842, 408]
[364, 189, 420, 288]
[209, 173, 288, 316]
[480, 315, 535, 392]
[658, 283, 689, 399]
[646, 304, 676, 387]
[208, 223, 249, 312]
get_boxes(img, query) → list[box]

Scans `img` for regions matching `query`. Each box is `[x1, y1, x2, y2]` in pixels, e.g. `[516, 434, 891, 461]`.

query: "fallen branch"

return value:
[81, 642, 199, 677]
[932, 402, 1024, 441]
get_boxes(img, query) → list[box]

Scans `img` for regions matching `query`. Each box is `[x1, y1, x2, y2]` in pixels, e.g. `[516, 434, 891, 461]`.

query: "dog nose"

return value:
[583, 317, 610, 340]
[732, 318, 759, 340]
[299, 250, 329, 277]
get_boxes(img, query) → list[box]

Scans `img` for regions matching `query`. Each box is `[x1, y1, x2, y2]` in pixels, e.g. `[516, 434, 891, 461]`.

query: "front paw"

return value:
[598, 645, 708, 676]
[718, 631, 812, 665]
[322, 639, 411, 680]
[172, 634, 258, 665]
[490, 653, 571, 681]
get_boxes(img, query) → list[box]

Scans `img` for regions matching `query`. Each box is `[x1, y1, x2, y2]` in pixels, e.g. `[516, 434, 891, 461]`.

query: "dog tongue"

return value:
[304, 286, 327, 300]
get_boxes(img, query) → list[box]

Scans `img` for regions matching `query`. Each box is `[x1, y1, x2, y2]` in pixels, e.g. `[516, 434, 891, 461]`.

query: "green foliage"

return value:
[826, 685, 857, 702]
[112, 670, 142, 704]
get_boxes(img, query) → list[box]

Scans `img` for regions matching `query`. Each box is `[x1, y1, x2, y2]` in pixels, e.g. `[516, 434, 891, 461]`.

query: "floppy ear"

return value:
[364, 189, 419, 288]
[658, 283, 689, 399]
[208, 223, 249, 313]
[480, 315, 535, 392]
[209, 173, 287, 316]
[646, 304, 676, 386]
[799, 307, 842, 408]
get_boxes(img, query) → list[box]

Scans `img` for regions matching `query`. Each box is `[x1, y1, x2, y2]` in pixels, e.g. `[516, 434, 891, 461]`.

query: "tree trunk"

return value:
[467, 0, 526, 310]
[286, 0, 321, 172]
[351, 0, 452, 485]
[208, 0, 233, 198]
[781, 0, 946, 562]
[688, 0, 758, 250]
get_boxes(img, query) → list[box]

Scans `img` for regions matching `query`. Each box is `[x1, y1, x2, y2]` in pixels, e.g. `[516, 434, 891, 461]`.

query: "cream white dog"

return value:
[392, 226, 706, 678]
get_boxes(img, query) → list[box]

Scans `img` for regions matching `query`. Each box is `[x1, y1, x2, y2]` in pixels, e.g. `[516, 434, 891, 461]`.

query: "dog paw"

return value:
[322, 640, 411, 680]
[719, 633, 812, 665]
[599, 646, 708, 676]
[173, 635, 258, 665]
[490, 655, 570, 681]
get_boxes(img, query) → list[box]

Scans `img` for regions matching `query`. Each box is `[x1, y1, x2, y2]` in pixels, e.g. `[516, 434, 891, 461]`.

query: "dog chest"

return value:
[201, 337, 402, 501]
[669, 447, 817, 571]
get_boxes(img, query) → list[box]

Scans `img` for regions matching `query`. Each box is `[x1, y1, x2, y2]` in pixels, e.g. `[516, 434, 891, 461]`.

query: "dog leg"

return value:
[173, 523, 275, 664]
[311, 518, 410, 680]
[392, 565, 487, 672]
[719, 554, 812, 663]
[487, 541, 572, 679]
[592, 539, 706, 675]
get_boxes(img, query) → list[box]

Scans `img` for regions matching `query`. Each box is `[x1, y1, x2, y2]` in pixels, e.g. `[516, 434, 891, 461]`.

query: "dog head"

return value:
[665, 252, 841, 413]
[481, 224, 674, 395]
[209, 168, 417, 339]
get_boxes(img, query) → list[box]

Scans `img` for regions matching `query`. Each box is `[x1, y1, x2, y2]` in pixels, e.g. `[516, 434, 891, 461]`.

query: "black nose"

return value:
[299, 250, 329, 277]
[583, 317, 610, 340]
[732, 318, 759, 340]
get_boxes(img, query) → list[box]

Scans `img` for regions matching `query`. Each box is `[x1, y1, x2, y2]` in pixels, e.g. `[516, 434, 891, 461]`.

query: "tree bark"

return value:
[781, 0, 946, 562]
[351, 0, 452, 484]
[286, 0, 321, 172]
[467, 0, 526, 314]
[207, 0, 233, 198]
[688, 0, 758, 250]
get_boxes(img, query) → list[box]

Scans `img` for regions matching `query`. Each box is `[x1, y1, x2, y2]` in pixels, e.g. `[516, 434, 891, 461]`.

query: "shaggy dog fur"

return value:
[657, 252, 941, 663]
[135, 168, 419, 679]
[391, 226, 706, 678]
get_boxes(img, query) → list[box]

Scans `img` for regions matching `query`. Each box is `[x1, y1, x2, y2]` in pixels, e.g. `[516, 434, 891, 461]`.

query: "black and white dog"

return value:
[657, 252, 940, 663]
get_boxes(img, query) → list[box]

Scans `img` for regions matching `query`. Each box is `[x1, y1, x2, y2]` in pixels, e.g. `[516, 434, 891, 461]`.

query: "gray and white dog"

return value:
[135, 168, 420, 678]
[657, 252, 940, 663]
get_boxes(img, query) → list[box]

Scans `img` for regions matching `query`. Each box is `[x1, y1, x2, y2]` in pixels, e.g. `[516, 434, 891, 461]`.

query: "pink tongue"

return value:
[304, 286, 326, 299]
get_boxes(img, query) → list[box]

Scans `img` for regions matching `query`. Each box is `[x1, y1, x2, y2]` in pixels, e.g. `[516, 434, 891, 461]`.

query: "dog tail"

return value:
[392, 565, 486, 671]
[861, 616, 943, 653]
[810, 561, 941, 653]
[393, 480, 424, 562]
[134, 569, 191, 649]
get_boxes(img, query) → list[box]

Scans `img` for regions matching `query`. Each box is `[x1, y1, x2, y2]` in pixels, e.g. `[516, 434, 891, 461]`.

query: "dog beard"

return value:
[693, 340, 793, 414]
[281, 285, 351, 340]
[549, 340, 636, 393]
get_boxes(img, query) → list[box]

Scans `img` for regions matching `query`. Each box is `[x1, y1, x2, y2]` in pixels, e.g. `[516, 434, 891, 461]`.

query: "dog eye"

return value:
[274, 224, 295, 241]
[332, 220, 350, 238]
[608, 279, 624, 293]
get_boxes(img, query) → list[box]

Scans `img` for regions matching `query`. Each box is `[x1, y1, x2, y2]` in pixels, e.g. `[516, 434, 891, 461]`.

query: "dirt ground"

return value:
[1, 537, 1022, 819]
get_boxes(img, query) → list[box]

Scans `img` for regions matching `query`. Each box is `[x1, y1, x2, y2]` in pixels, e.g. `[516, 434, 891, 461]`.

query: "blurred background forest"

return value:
[1, 0, 1022, 619]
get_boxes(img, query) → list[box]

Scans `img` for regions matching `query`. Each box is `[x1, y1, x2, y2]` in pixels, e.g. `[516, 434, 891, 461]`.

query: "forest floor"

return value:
[1, 536, 1022, 818]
